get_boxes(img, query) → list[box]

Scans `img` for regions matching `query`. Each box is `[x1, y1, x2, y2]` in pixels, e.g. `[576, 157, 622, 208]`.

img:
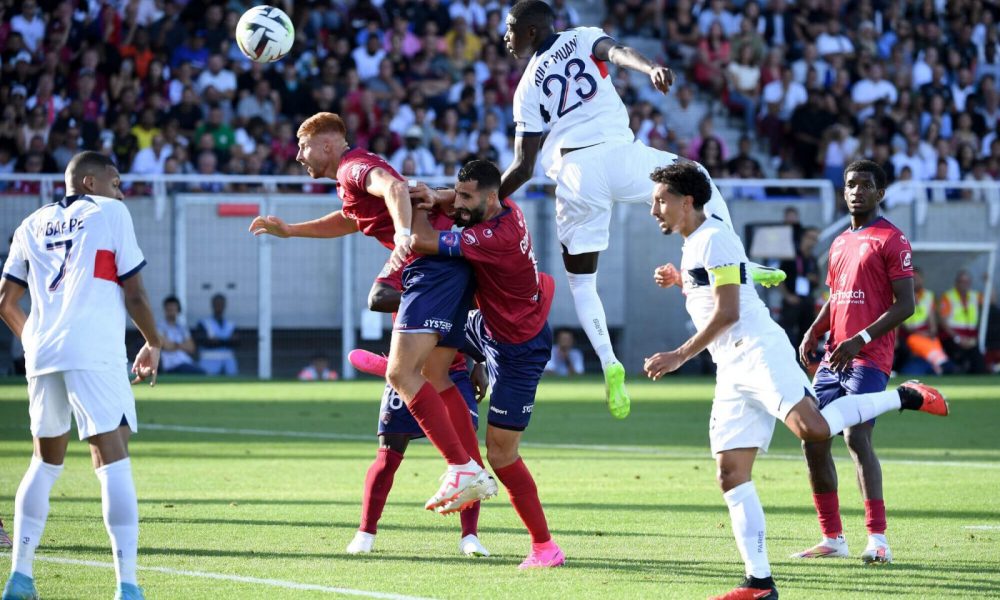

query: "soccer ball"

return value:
[235, 5, 294, 63]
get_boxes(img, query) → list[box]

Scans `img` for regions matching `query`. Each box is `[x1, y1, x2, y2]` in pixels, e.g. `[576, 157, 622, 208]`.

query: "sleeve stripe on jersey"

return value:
[709, 263, 748, 286]
[516, 131, 543, 137]
[592, 35, 614, 57]
[118, 260, 147, 282]
[2, 272, 28, 288]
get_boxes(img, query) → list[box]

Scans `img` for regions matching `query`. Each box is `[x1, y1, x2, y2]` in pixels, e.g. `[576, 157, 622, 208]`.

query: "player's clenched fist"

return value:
[654, 263, 681, 288]
[249, 215, 291, 238]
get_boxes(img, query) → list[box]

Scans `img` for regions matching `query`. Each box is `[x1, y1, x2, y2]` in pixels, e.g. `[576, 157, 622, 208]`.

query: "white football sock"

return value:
[96, 458, 139, 586]
[820, 390, 901, 437]
[565, 271, 618, 367]
[724, 481, 771, 579]
[12, 456, 64, 578]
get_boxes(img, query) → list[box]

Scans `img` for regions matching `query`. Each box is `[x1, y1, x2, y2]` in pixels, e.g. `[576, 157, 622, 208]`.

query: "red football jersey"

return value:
[445, 199, 554, 344]
[824, 217, 914, 374]
[336, 148, 404, 250]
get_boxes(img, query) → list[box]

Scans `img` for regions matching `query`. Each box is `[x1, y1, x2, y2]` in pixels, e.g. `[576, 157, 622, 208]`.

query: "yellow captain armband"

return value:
[709, 264, 743, 287]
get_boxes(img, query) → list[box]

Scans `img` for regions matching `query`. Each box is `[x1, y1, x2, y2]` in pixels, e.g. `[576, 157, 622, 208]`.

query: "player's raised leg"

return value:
[709, 448, 778, 600]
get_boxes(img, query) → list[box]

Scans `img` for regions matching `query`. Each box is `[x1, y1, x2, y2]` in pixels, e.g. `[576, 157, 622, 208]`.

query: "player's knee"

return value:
[486, 443, 518, 470]
[715, 464, 749, 492]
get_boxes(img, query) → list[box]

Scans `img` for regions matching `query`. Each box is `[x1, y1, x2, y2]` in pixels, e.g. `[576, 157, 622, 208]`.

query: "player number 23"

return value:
[542, 58, 598, 118]
[45, 239, 73, 291]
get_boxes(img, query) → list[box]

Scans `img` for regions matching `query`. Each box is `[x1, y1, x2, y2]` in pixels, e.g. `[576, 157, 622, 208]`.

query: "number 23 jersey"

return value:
[513, 27, 634, 176]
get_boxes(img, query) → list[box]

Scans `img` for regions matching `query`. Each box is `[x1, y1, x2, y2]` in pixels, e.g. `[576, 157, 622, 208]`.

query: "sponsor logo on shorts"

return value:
[441, 232, 460, 248]
[423, 318, 453, 332]
[522, 405, 534, 414]
[463, 230, 478, 245]
[901, 250, 912, 269]
[489, 406, 508, 415]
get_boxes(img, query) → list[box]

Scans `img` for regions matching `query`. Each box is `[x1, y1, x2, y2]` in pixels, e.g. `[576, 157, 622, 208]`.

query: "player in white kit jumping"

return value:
[0, 152, 160, 600]
[497, 1, 783, 420]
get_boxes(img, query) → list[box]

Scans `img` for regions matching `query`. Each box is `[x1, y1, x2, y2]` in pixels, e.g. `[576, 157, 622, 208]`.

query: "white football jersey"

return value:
[680, 217, 784, 364]
[2, 195, 146, 376]
[513, 27, 634, 175]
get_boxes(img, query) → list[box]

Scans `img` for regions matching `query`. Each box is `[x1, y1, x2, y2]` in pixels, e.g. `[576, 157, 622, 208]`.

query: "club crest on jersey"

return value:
[901, 250, 912, 269]
[462, 230, 478, 245]
[839, 272, 848, 289]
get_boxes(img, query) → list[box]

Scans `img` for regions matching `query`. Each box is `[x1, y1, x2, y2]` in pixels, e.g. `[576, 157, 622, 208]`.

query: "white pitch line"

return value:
[0, 553, 438, 600]
[141, 423, 1000, 470]
[963, 525, 1000, 530]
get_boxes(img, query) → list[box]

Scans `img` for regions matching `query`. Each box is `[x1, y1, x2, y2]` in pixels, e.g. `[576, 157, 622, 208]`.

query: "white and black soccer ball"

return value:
[235, 5, 294, 63]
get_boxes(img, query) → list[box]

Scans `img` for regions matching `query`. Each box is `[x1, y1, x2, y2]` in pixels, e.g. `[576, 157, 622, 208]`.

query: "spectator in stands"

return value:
[194, 293, 239, 377]
[694, 22, 731, 98]
[815, 17, 854, 60]
[687, 115, 728, 162]
[158, 296, 205, 375]
[819, 124, 859, 192]
[545, 330, 585, 377]
[778, 226, 820, 347]
[298, 354, 339, 381]
[10, 0, 44, 55]
[938, 270, 987, 374]
[196, 54, 237, 102]
[791, 43, 831, 88]
[389, 125, 436, 177]
[665, 0, 700, 66]
[899, 267, 952, 375]
[130, 133, 172, 176]
[725, 44, 762, 133]
[891, 132, 930, 181]
[852, 63, 898, 123]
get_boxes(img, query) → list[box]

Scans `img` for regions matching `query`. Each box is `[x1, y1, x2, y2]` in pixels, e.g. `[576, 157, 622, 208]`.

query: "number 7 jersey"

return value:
[2, 195, 146, 376]
[513, 27, 634, 176]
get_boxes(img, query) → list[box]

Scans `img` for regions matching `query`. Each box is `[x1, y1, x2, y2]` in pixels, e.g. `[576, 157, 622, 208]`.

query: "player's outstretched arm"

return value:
[595, 38, 674, 94]
[0, 279, 28, 338]
[499, 134, 542, 200]
[248, 211, 359, 239]
[123, 272, 161, 386]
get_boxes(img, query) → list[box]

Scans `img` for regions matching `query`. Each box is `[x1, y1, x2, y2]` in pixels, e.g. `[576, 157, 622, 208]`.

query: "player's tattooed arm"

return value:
[595, 38, 674, 94]
[499, 133, 541, 199]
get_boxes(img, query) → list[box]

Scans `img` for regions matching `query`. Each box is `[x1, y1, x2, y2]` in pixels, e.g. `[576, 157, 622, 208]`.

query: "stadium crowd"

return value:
[0, 0, 997, 201]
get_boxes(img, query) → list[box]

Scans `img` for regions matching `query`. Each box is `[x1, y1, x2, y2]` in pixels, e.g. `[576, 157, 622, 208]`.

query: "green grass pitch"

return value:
[1, 375, 998, 599]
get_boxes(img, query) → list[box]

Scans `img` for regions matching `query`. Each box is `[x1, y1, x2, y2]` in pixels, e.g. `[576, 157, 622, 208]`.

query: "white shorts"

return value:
[27, 369, 138, 440]
[709, 334, 812, 455]
[554, 141, 733, 255]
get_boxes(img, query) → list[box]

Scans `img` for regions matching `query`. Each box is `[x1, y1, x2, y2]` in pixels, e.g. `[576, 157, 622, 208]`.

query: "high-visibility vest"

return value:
[940, 288, 980, 337]
[904, 288, 934, 332]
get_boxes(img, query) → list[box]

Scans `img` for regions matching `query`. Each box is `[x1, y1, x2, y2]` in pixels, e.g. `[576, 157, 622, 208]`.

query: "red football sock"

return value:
[813, 491, 843, 538]
[460, 501, 480, 537]
[494, 458, 551, 544]
[865, 499, 887, 535]
[359, 448, 404, 534]
[407, 382, 470, 466]
[440, 385, 483, 465]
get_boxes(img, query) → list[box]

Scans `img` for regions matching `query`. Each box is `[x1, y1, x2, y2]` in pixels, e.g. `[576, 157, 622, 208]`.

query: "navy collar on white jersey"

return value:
[534, 32, 561, 57]
[57, 194, 96, 208]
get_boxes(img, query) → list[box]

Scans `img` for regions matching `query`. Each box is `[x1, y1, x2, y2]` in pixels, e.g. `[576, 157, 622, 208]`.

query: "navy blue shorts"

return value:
[464, 310, 552, 431]
[396, 256, 475, 348]
[813, 364, 890, 428]
[377, 369, 478, 438]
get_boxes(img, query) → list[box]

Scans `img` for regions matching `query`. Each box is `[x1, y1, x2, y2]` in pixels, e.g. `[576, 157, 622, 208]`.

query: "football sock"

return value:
[565, 272, 618, 367]
[96, 458, 139, 586]
[724, 481, 771, 579]
[407, 382, 470, 466]
[460, 501, 480, 537]
[494, 458, 551, 544]
[360, 448, 404, 535]
[865, 499, 887, 535]
[820, 390, 901, 437]
[813, 491, 843, 538]
[440, 385, 483, 465]
[12, 457, 63, 578]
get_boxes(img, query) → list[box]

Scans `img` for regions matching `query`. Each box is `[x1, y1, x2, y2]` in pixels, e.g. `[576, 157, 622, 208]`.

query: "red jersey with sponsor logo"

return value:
[447, 199, 554, 344]
[374, 257, 468, 373]
[824, 217, 913, 374]
[335, 148, 404, 250]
